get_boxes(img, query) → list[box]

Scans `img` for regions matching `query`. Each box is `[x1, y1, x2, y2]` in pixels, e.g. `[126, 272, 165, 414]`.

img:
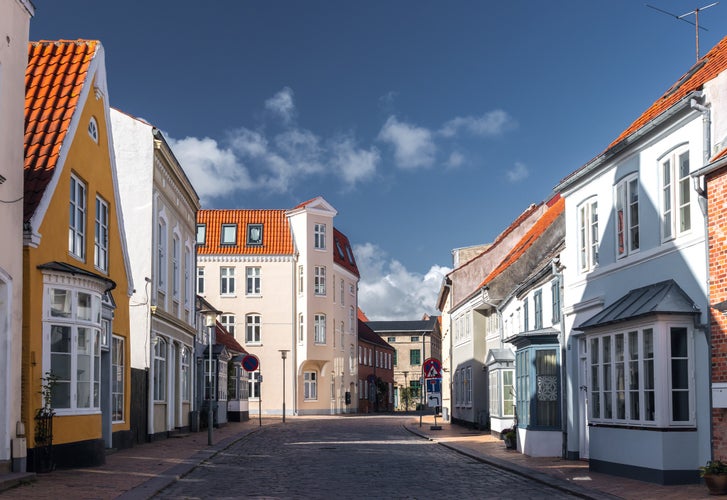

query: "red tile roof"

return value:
[559, 35, 727, 187]
[215, 321, 246, 354]
[479, 195, 564, 287]
[197, 209, 294, 255]
[333, 228, 360, 278]
[24, 40, 98, 222]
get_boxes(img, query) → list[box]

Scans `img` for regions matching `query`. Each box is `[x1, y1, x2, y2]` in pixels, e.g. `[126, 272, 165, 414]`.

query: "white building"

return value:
[0, 0, 33, 472]
[111, 109, 200, 441]
[554, 36, 727, 483]
[196, 197, 359, 416]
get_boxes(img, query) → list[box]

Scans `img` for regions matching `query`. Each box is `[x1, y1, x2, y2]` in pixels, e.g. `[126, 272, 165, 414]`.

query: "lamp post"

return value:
[420, 332, 429, 428]
[279, 350, 290, 423]
[201, 308, 220, 445]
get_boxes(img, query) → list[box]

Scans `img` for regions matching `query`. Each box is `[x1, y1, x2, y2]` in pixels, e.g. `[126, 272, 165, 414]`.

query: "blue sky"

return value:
[30, 1, 727, 320]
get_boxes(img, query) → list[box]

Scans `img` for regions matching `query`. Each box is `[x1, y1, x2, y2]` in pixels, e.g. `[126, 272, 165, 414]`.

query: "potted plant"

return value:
[699, 460, 727, 495]
[502, 427, 516, 450]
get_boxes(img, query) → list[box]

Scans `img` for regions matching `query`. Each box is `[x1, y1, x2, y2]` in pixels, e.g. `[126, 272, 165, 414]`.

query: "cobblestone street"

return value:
[155, 416, 577, 499]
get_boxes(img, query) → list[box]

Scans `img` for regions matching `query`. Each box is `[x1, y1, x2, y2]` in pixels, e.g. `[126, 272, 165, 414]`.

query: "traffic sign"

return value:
[423, 357, 442, 379]
[426, 378, 441, 393]
[241, 354, 259, 372]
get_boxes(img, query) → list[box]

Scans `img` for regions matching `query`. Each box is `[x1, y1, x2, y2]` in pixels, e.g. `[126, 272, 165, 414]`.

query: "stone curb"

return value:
[404, 425, 621, 500]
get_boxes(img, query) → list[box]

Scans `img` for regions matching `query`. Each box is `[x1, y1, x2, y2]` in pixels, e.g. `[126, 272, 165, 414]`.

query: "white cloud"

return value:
[228, 127, 268, 158]
[440, 110, 515, 138]
[265, 87, 296, 123]
[355, 242, 451, 321]
[445, 151, 464, 168]
[167, 135, 254, 205]
[330, 137, 380, 187]
[378, 116, 436, 169]
[506, 161, 529, 182]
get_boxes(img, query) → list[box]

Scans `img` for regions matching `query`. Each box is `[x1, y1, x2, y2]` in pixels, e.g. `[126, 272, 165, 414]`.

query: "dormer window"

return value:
[196, 224, 206, 246]
[221, 224, 237, 245]
[247, 223, 263, 246]
[88, 117, 98, 143]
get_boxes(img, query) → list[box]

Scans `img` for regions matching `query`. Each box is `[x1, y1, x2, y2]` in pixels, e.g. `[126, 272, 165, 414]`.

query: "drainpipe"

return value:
[691, 91, 713, 461]
[552, 257, 568, 460]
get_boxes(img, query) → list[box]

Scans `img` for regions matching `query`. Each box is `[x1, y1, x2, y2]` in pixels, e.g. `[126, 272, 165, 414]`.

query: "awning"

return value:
[576, 279, 699, 331]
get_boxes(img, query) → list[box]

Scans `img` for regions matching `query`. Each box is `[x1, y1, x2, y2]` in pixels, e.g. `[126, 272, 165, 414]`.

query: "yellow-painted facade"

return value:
[22, 76, 131, 450]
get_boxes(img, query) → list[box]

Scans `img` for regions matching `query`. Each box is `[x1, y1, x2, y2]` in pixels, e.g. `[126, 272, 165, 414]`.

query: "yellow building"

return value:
[23, 40, 133, 468]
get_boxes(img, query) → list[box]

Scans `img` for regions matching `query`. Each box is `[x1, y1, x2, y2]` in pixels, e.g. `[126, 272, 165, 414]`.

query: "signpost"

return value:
[423, 358, 443, 431]
[242, 354, 261, 427]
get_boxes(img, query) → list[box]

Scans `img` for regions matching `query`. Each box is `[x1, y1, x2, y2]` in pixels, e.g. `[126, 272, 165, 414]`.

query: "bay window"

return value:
[588, 321, 693, 426]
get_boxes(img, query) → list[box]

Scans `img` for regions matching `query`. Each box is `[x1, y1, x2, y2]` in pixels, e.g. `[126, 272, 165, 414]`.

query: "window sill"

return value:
[53, 408, 101, 416]
[220, 294, 236, 298]
[245, 294, 262, 298]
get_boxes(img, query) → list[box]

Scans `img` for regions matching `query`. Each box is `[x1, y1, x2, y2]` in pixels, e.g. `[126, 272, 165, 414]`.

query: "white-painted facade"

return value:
[557, 74, 727, 481]
[111, 109, 200, 438]
[0, 0, 33, 471]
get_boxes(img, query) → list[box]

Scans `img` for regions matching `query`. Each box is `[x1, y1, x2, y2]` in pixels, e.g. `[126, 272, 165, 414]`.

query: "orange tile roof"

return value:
[358, 307, 370, 322]
[609, 35, 727, 149]
[197, 209, 294, 255]
[559, 35, 727, 187]
[479, 195, 564, 288]
[24, 40, 98, 223]
[447, 202, 541, 278]
[333, 228, 360, 278]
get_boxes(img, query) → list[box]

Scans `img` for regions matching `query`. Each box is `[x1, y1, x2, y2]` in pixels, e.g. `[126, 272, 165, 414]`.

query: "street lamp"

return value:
[279, 350, 290, 423]
[200, 307, 220, 445]
[420, 332, 430, 428]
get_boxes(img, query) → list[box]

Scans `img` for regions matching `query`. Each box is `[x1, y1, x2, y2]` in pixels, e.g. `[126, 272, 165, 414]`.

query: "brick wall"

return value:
[708, 168, 727, 459]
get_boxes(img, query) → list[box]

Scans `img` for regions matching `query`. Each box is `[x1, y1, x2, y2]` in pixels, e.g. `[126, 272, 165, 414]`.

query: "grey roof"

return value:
[38, 261, 116, 291]
[504, 327, 559, 346]
[366, 317, 438, 333]
[577, 279, 699, 330]
[485, 348, 515, 366]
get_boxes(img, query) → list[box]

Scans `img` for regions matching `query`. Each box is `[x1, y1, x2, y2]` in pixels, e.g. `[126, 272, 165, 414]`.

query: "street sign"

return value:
[241, 354, 259, 372]
[423, 357, 442, 379]
[426, 378, 441, 393]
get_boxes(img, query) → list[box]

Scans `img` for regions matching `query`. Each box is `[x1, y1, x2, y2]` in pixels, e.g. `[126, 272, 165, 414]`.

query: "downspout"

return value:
[691, 91, 712, 460]
[292, 255, 298, 416]
[552, 257, 568, 459]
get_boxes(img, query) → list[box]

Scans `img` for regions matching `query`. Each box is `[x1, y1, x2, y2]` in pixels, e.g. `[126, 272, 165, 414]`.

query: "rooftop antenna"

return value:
[646, 2, 718, 60]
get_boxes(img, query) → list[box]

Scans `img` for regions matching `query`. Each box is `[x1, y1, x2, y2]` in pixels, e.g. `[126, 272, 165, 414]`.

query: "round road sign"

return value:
[241, 354, 259, 372]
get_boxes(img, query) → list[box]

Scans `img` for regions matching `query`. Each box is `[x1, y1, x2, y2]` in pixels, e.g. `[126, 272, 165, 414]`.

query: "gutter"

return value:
[556, 91, 703, 193]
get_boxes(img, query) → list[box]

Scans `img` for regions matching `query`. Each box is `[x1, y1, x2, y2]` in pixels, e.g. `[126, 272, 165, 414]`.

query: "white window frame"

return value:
[112, 335, 124, 422]
[298, 265, 304, 295]
[45, 286, 102, 414]
[94, 196, 108, 272]
[248, 371, 261, 399]
[220, 266, 235, 296]
[304, 371, 318, 400]
[587, 318, 695, 427]
[299, 313, 305, 343]
[314, 314, 326, 344]
[615, 174, 640, 258]
[157, 218, 167, 290]
[246, 266, 261, 296]
[181, 346, 191, 402]
[69, 174, 87, 260]
[246, 313, 261, 344]
[314, 223, 326, 250]
[578, 197, 599, 272]
[660, 147, 691, 242]
[221, 314, 235, 335]
[172, 234, 180, 300]
[197, 266, 205, 295]
[184, 246, 192, 311]
[314, 266, 326, 295]
[153, 337, 167, 401]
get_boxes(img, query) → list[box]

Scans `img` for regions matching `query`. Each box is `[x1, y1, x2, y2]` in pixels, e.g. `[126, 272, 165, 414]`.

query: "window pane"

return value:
[51, 289, 72, 318]
[77, 292, 92, 321]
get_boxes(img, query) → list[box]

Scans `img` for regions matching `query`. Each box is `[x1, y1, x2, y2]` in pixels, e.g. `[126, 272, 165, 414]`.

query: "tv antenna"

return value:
[646, 2, 719, 60]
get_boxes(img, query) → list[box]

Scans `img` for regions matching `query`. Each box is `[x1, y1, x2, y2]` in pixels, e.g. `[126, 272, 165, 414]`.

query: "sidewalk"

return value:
[405, 415, 711, 500]
[0, 418, 273, 499]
